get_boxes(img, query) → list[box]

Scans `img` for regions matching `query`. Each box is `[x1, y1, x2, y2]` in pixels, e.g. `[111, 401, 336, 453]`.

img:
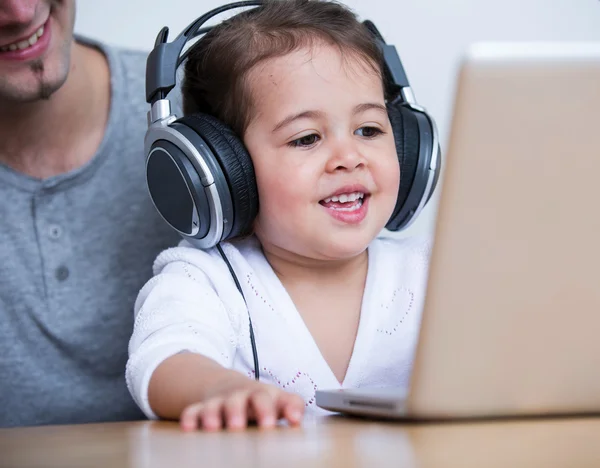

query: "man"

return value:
[0, 0, 180, 427]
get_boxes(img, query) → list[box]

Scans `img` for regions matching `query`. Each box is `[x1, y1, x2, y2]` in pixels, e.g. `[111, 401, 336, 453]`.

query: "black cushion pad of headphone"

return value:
[387, 104, 420, 224]
[180, 113, 259, 238]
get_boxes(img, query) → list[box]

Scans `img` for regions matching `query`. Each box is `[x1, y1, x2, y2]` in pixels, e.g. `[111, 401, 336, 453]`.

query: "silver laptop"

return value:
[316, 42, 600, 419]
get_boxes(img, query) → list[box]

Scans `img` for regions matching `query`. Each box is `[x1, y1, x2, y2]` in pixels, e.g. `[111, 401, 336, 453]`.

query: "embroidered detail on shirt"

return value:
[181, 263, 197, 281]
[376, 287, 414, 335]
[246, 273, 276, 313]
[248, 368, 319, 406]
[134, 306, 175, 335]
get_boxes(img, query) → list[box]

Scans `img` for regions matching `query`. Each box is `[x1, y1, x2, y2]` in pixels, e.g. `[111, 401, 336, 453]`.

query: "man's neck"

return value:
[0, 41, 110, 180]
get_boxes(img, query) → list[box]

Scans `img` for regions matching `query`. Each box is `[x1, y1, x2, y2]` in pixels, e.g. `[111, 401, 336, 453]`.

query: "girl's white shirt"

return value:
[126, 234, 431, 419]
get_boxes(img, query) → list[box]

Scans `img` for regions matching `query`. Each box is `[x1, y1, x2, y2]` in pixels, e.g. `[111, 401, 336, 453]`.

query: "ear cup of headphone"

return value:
[386, 103, 420, 230]
[386, 103, 439, 231]
[178, 113, 259, 240]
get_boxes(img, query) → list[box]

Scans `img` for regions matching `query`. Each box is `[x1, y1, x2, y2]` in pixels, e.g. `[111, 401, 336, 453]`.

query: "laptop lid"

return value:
[406, 42, 600, 418]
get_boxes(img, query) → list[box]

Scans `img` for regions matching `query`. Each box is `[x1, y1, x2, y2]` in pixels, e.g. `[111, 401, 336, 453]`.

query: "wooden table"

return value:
[2, 415, 600, 467]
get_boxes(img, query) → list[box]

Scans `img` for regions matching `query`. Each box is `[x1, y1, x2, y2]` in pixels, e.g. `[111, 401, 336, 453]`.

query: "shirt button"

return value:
[55, 265, 70, 281]
[48, 224, 62, 240]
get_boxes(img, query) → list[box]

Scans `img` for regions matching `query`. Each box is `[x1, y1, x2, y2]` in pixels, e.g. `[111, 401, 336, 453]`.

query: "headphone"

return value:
[144, 0, 441, 250]
[143, 0, 441, 381]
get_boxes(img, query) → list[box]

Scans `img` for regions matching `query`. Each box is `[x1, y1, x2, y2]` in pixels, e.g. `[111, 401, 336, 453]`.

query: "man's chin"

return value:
[0, 40, 72, 103]
[34, 78, 62, 101]
[0, 86, 58, 104]
[0, 73, 67, 104]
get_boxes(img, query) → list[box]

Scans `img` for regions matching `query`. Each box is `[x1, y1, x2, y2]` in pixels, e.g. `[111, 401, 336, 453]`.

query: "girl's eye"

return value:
[355, 126, 383, 138]
[288, 134, 320, 148]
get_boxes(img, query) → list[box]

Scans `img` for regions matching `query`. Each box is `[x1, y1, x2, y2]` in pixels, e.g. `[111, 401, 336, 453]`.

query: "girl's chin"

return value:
[254, 219, 384, 261]
[313, 233, 375, 260]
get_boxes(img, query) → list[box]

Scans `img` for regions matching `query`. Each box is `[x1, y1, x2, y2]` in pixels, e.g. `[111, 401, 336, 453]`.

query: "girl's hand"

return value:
[179, 380, 305, 431]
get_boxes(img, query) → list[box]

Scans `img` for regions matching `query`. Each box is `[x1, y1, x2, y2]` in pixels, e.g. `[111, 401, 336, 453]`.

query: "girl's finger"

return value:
[248, 390, 277, 429]
[198, 397, 225, 431]
[223, 391, 251, 431]
[278, 392, 305, 426]
[180, 402, 204, 432]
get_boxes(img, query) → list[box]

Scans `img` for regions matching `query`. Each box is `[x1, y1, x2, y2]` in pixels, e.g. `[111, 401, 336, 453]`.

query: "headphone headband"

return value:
[145, 0, 263, 104]
[145, 1, 417, 107]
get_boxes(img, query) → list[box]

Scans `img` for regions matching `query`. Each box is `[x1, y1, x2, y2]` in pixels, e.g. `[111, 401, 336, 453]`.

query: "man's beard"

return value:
[30, 60, 53, 101]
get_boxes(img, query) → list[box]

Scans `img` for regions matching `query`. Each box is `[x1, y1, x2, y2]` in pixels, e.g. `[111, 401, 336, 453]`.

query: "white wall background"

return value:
[75, 0, 600, 237]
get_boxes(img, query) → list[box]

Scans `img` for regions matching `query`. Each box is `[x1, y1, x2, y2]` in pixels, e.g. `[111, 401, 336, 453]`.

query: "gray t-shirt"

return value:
[0, 37, 180, 427]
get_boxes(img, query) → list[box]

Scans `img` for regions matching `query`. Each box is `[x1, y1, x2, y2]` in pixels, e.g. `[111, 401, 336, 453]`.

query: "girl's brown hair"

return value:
[181, 0, 384, 137]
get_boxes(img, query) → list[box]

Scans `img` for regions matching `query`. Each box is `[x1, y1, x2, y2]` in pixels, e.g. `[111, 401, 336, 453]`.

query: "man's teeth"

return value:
[322, 192, 365, 204]
[0, 26, 44, 52]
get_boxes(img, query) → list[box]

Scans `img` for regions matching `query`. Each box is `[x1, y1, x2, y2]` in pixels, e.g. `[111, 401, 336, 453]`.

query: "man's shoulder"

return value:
[108, 43, 183, 116]
[110, 46, 148, 64]
[77, 36, 146, 78]
[105, 44, 150, 110]
[108, 45, 150, 85]
[77, 35, 182, 115]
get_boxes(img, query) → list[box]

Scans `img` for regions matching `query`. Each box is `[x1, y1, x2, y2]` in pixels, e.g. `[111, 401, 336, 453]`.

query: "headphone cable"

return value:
[216, 243, 260, 381]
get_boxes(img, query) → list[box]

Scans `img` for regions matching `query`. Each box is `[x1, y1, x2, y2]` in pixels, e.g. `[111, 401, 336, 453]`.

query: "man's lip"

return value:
[320, 184, 371, 201]
[0, 19, 48, 49]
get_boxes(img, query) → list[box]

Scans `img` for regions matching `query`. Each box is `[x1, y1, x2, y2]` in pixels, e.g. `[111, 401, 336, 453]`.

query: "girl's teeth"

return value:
[330, 198, 364, 212]
[323, 192, 365, 204]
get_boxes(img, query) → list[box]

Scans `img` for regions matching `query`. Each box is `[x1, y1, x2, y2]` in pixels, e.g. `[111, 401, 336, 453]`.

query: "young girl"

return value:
[126, 0, 432, 431]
